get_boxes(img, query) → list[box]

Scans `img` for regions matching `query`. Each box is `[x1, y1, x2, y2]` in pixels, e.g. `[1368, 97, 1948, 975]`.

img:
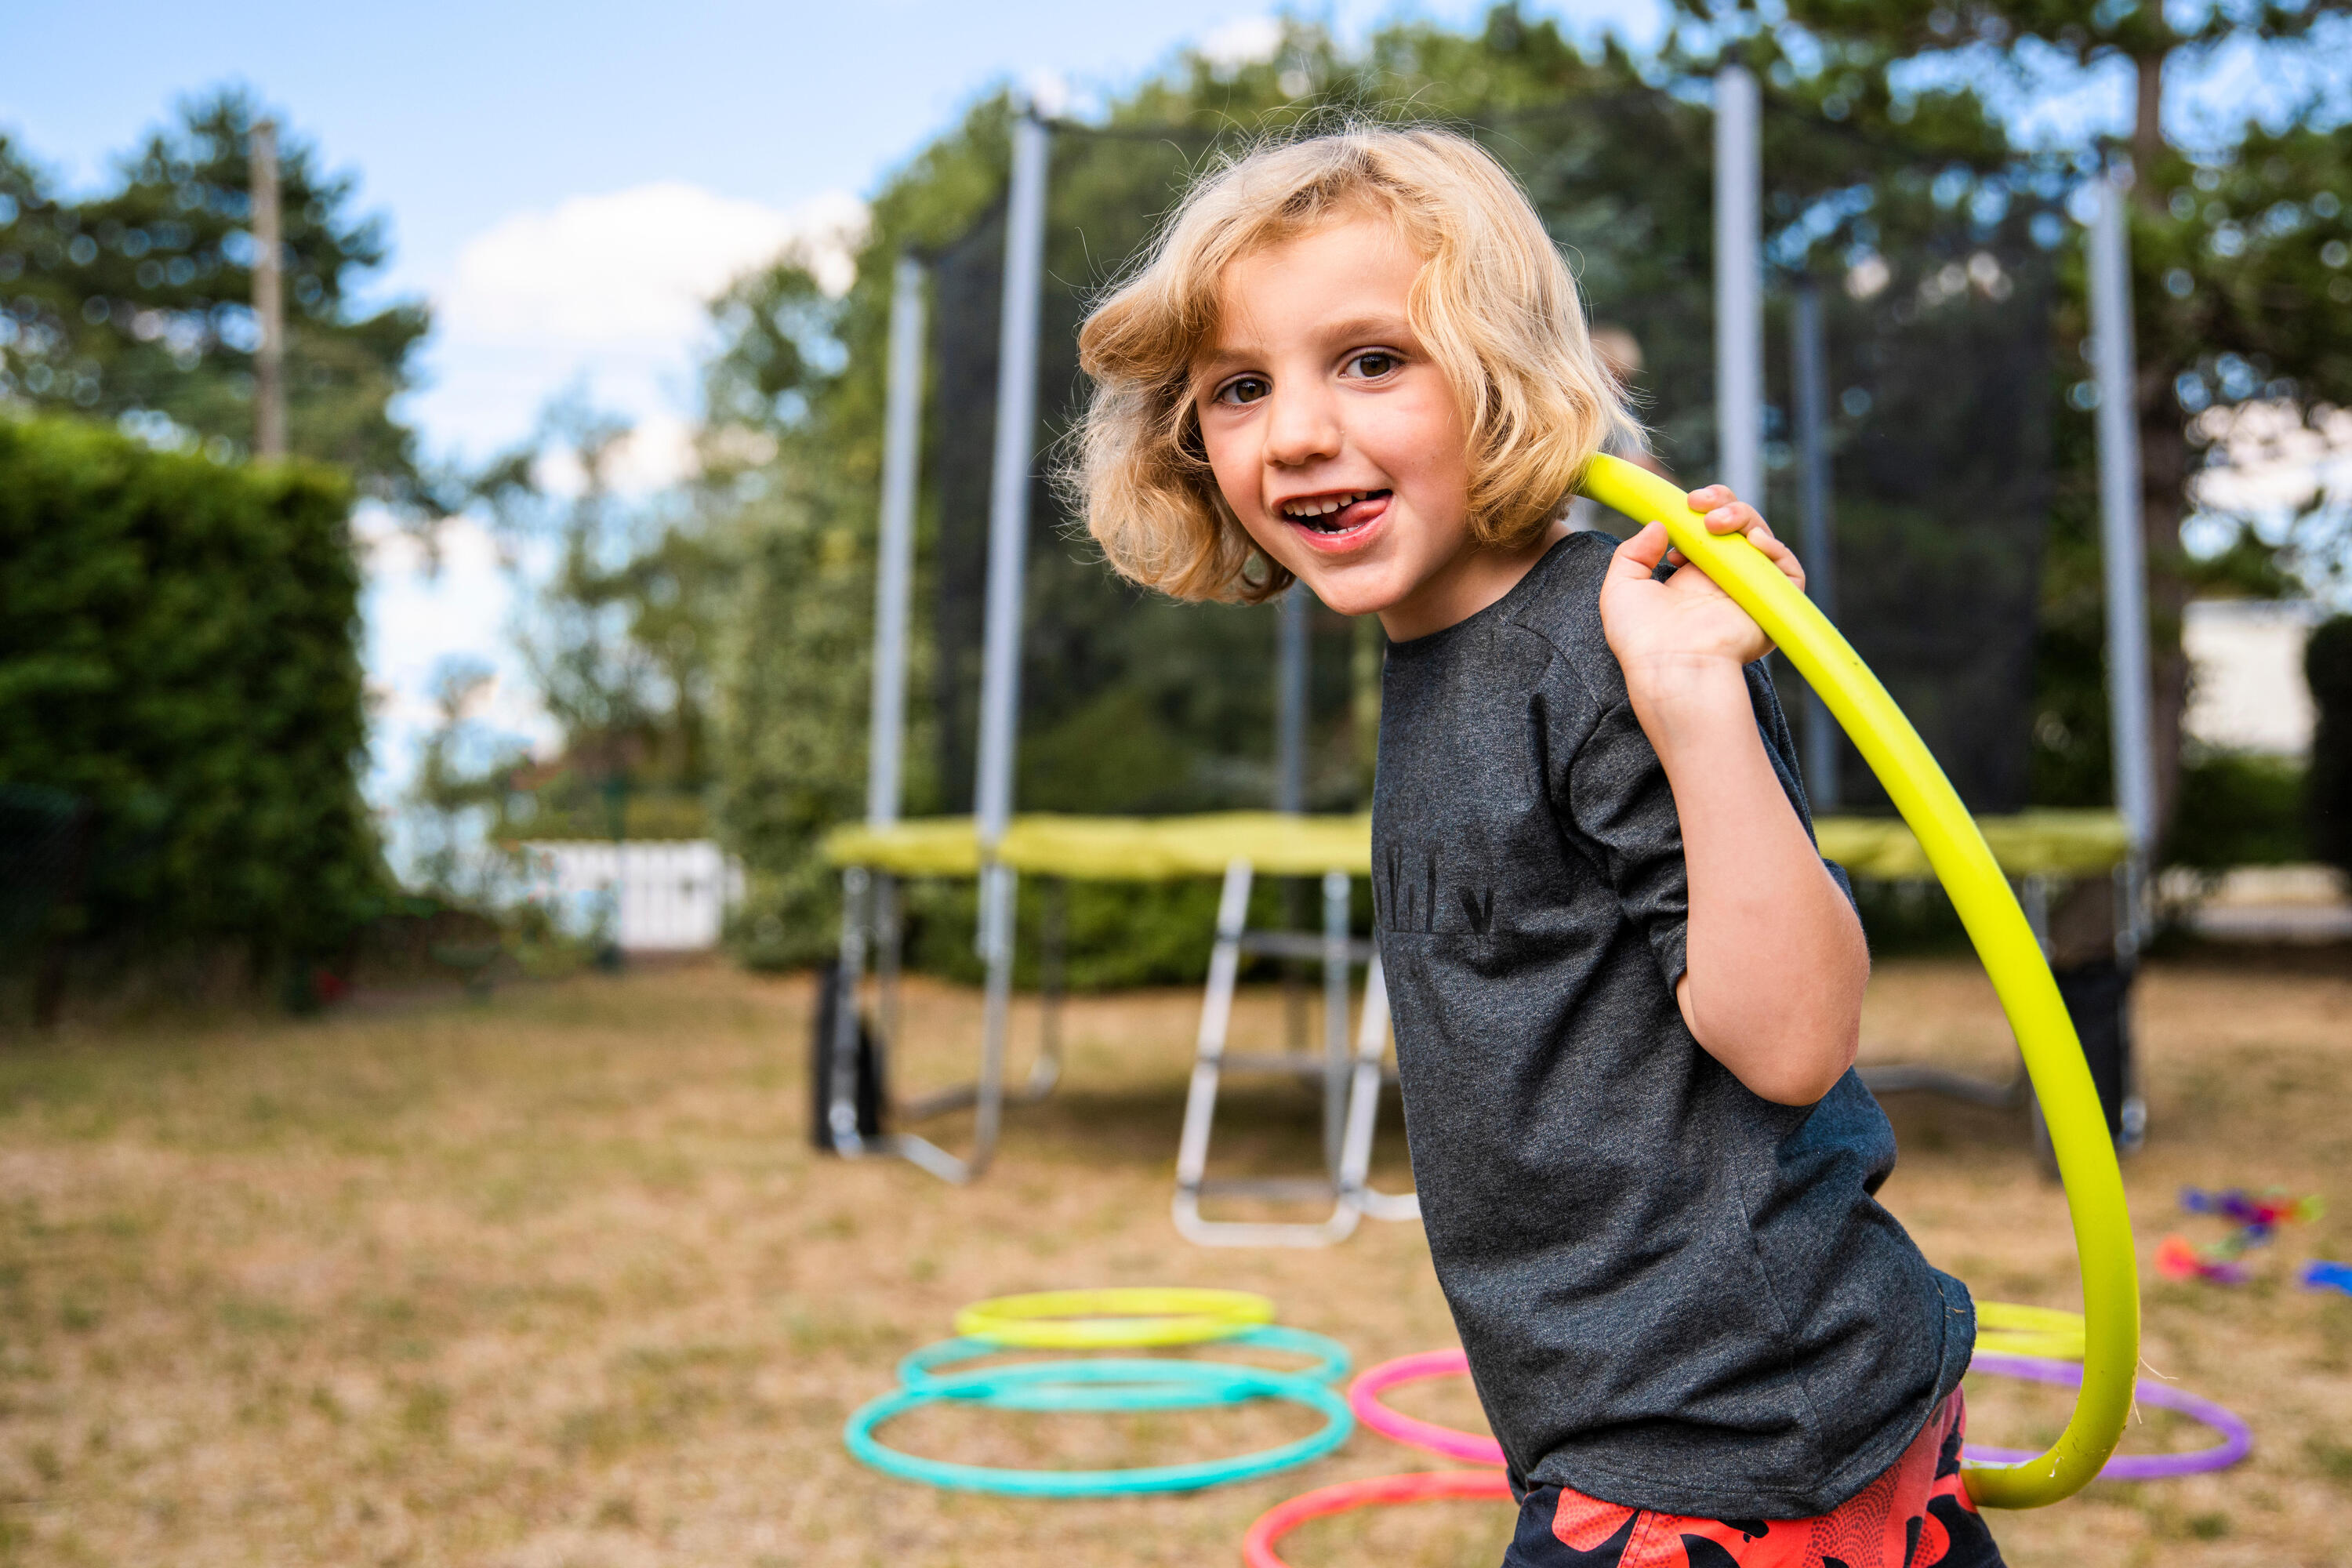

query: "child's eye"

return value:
[1214, 376, 1270, 406]
[1347, 350, 1400, 379]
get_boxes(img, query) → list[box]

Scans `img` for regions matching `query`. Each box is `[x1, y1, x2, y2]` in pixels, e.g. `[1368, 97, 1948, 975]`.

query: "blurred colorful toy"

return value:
[2155, 1235, 2250, 1285]
[2301, 1260, 2352, 1298]
[2180, 1187, 2323, 1236]
[2158, 1185, 2321, 1284]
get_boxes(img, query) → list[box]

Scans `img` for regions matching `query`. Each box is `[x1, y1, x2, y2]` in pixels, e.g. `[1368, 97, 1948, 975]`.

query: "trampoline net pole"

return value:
[1713, 63, 1764, 507]
[1791, 281, 1840, 811]
[2090, 165, 2155, 950]
[973, 111, 1051, 863]
[963, 109, 1051, 1180]
[866, 252, 927, 834]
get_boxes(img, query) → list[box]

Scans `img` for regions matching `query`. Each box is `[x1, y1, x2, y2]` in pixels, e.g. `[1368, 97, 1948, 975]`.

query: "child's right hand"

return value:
[1597, 485, 1803, 711]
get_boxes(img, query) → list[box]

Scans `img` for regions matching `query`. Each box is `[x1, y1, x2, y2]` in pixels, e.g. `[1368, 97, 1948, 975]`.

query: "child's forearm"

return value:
[1631, 659, 1867, 1106]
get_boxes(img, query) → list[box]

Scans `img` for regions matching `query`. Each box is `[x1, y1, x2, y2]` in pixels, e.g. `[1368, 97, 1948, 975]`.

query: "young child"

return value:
[1075, 126, 1998, 1566]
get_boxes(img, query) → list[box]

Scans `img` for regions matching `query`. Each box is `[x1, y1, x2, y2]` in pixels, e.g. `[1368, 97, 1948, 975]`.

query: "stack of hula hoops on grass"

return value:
[844, 1287, 2255, 1563]
[843, 1288, 1357, 1497]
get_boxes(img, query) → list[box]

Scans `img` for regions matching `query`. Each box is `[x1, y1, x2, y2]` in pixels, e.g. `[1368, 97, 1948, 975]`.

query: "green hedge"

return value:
[2167, 750, 2307, 870]
[0, 415, 382, 972]
[2311, 615, 2352, 880]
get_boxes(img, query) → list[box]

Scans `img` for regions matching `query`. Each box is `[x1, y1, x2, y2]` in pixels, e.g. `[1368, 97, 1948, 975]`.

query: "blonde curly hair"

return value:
[1071, 122, 1639, 604]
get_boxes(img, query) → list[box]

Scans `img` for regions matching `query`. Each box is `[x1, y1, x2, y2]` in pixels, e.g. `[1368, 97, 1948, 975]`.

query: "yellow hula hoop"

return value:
[1576, 455, 2140, 1510]
[1975, 1301, 2088, 1361]
[953, 1287, 1276, 1348]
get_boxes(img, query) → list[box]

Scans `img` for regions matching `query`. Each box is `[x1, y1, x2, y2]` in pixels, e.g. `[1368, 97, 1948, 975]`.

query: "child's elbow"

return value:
[1723, 1004, 1860, 1106]
[1740, 1033, 1859, 1106]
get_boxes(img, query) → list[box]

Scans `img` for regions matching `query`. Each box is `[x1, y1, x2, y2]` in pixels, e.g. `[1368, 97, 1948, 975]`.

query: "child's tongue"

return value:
[1305, 490, 1389, 533]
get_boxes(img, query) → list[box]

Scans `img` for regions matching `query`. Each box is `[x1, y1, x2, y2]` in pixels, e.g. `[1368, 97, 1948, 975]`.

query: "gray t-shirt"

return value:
[1372, 531, 1974, 1519]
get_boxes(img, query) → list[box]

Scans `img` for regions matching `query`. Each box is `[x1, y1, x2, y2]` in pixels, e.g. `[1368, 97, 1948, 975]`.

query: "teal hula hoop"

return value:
[895, 1324, 1352, 1410]
[843, 1360, 1355, 1496]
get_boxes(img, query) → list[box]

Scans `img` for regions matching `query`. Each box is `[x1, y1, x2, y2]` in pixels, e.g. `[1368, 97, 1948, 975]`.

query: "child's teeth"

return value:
[1286, 490, 1378, 522]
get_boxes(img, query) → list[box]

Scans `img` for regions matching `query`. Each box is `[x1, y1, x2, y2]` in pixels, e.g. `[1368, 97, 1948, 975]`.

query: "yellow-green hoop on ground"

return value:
[953, 1287, 1276, 1348]
[1575, 454, 2140, 1510]
[1976, 1301, 2088, 1361]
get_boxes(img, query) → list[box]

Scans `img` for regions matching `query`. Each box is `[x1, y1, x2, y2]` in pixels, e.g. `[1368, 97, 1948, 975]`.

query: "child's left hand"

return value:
[1599, 485, 1804, 703]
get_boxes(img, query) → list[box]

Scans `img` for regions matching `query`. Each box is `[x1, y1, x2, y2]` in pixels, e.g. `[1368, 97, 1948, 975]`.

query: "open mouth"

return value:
[1279, 488, 1392, 537]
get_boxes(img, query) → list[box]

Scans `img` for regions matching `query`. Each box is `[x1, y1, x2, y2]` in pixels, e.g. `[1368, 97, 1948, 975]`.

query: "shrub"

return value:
[2310, 615, 2352, 879]
[0, 415, 382, 983]
[2166, 750, 2307, 871]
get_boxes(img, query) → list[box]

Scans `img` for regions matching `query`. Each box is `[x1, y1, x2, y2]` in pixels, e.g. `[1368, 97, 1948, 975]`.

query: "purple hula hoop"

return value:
[1966, 1352, 2252, 1480]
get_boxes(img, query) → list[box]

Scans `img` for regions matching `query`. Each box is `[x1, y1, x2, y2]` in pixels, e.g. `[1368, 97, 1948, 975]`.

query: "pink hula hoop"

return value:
[1242, 1469, 1512, 1568]
[1347, 1350, 1505, 1466]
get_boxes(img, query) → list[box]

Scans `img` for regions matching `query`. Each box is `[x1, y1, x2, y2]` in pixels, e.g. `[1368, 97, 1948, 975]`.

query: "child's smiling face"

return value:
[1193, 211, 1539, 638]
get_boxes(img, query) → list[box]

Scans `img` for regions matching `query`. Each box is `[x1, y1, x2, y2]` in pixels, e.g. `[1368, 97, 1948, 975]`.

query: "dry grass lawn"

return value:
[0, 953, 2347, 1566]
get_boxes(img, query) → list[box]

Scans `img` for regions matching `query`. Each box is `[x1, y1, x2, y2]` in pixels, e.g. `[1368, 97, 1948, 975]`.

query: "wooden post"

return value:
[249, 118, 286, 459]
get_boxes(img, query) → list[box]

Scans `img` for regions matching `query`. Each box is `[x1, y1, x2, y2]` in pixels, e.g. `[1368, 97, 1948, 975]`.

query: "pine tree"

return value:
[0, 87, 430, 506]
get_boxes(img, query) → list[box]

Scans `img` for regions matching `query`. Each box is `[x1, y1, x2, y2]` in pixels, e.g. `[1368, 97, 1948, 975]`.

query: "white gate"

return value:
[515, 840, 744, 952]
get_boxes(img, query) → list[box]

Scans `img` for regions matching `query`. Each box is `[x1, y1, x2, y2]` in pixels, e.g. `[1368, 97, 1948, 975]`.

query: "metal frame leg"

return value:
[1339, 950, 1420, 1223]
[826, 867, 876, 1156]
[822, 862, 1063, 1185]
[2113, 859, 2147, 1152]
[1321, 870, 1350, 1178]
[895, 868, 1063, 1122]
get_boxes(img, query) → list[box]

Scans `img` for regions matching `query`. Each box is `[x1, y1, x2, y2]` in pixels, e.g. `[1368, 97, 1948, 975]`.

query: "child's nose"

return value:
[1263, 386, 1343, 467]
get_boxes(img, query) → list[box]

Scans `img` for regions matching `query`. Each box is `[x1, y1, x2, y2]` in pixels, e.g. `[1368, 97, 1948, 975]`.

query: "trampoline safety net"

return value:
[921, 101, 2069, 823]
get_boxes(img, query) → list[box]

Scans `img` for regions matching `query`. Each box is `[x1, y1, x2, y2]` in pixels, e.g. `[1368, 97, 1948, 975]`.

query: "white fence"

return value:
[2183, 598, 2322, 758]
[514, 840, 745, 952]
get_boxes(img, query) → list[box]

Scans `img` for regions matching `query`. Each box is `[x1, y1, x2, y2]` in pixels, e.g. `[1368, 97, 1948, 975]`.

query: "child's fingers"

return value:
[1701, 500, 1767, 536]
[1741, 528, 1807, 592]
[1607, 521, 1671, 581]
[1694, 498, 1806, 592]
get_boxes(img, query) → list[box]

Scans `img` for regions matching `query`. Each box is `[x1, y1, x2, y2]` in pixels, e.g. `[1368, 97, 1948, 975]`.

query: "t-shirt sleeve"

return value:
[1556, 658, 1849, 993]
[1559, 692, 1694, 991]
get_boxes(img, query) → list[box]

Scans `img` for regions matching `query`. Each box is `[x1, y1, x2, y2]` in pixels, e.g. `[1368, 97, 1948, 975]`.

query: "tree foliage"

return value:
[0, 87, 431, 506]
[455, 400, 734, 844]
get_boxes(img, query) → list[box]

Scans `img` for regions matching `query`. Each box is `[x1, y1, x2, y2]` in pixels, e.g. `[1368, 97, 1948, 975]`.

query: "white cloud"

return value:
[1022, 68, 1075, 118]
[438, 182, 863, 350]
[405, 182, 866, 488]
[1199, 14, 1283, 72]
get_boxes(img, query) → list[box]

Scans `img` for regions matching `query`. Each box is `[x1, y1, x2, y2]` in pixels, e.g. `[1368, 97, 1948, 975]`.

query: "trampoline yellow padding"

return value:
[826, 811, 1377, 880]
[1578, 453, 2137, 1510]
[825, 808, 2126, 883]
[953, 1287, 1276, 1348]
[1818, 809, 2126, 881]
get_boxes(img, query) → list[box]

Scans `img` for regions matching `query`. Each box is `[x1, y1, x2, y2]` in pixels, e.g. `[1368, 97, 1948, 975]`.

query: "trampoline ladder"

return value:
[1173, 861, 1418, 1247]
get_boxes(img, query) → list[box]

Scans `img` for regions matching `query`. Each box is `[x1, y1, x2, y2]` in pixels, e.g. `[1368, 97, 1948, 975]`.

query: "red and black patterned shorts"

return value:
[1501, 1392, 2003, 1567]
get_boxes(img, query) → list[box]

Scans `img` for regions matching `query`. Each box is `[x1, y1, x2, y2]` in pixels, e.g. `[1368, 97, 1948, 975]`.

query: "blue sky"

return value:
[3, 2, 1565, 307]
